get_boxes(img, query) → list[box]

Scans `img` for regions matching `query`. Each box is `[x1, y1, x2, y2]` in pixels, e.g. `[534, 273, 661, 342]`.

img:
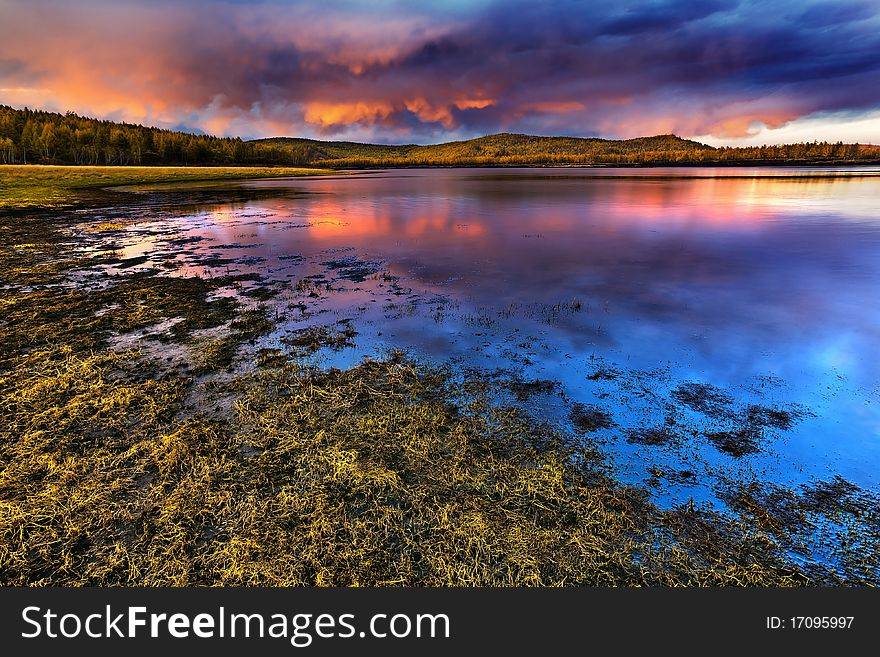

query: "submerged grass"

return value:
[1, 271, 239, 360]
[282, 322, 358, 355]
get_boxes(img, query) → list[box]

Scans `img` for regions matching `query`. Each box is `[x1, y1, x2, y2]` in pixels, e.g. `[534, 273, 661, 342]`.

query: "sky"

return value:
[1, 0, 880, 145]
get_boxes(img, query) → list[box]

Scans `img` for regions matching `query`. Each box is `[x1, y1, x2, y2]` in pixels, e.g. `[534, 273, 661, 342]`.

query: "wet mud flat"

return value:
[1, 186, 878, 586]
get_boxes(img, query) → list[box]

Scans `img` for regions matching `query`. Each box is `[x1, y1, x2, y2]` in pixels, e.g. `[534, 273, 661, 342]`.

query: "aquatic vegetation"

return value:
[320, 256, 383, 283]
[85, 222, 125, 232]
[197, 308, 277, 372]
[569, 404, 615, 432]
[705, 427, 763, 457]
[671, 382, 734, 419]
[627, 426, 677, 446]
[256, 348, 288, 369]
[0, 347, 834, 586]
[197, 336, 241, 371]
[229, 308, 276, 337]
[0, 271, 240, 361]
[293, 276, 332, 295]
[282, 322, 358, 355]
[508, 378, 557, 401]
[1, 174, 878, 587]
[702, 404, 807, 458]
[647, 467, 697, 486]
[719, 479, 880, 583]
[587, 365, 619, 381]
[745, 404, 804, 431]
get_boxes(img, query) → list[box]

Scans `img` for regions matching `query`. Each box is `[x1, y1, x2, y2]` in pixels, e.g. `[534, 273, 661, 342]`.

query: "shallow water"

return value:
[95, 167, 880, 509]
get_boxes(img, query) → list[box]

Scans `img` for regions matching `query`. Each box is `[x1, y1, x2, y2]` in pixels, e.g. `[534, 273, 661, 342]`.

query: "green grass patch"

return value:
[0, 164, 334, 211]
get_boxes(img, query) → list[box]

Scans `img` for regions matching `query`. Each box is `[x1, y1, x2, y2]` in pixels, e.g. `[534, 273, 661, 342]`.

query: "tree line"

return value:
[0, 106, 312, 166]
[1, 105, 877, 168]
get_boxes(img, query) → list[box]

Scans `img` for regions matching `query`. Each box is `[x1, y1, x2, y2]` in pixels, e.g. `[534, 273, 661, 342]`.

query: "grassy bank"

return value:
[0, 165, 334, 211]
[0, 182, 877, 586]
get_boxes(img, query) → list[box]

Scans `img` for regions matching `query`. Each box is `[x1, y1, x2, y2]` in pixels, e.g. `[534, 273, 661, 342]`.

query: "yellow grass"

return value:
[0, 164, 335, 210]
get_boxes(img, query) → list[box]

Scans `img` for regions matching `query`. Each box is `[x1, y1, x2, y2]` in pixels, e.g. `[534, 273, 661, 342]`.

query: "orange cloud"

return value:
[700, 110, 801, 139]
[404, 98, 455, 127]
[454, 98, 495, 110]
[521, 101, 585, 113]
[304, 101, 395, 128]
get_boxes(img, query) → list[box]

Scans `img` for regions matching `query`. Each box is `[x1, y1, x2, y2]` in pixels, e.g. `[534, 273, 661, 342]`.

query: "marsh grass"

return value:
[0, 271, 239, 361]
[720, 480, 880, 582]
[0, 165, 333, 211]
[627, 426, 677, 446]
[196, 308, 276, 372]
[84, 222, 125, 232]
[569, 403, 615, 432]
[0, 344, 824, 586]
[282, 322, 358, 355]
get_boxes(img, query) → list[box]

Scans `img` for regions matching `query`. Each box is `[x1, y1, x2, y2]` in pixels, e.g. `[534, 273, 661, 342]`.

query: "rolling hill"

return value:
[2, 104, 876, 167]
[252, 133, 713, 167]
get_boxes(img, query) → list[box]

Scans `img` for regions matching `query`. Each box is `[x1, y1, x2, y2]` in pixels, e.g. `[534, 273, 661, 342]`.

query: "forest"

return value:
[2, 105, 878, 168]
[0, 106, 311, 166]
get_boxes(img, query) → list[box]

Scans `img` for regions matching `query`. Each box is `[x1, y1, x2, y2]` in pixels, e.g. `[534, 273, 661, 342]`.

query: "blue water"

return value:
[111, 167, 880, 508]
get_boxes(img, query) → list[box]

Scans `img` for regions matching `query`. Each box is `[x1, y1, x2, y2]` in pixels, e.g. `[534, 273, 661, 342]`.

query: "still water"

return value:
[107, 167, 880, 507]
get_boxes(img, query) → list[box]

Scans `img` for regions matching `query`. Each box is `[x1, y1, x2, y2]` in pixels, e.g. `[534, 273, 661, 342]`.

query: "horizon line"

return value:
[5, 104, 878, 149]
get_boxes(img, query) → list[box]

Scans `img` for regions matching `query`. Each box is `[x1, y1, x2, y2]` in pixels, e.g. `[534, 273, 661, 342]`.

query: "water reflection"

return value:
[116, 168, 880, 497]
[243, 170, 880, 370]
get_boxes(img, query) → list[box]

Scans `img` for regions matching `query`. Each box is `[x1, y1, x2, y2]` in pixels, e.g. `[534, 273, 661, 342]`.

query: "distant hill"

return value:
[253, 133, 716, 167]
[1, 104, 877, 167]
[254, 131, 880, 166]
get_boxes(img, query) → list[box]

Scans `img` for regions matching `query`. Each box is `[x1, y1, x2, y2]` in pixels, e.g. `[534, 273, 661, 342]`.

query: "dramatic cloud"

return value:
[1, 0, 879, 143]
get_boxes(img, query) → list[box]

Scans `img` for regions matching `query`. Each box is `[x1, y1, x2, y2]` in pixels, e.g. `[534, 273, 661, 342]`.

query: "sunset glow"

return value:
[2, 0, 879, 144]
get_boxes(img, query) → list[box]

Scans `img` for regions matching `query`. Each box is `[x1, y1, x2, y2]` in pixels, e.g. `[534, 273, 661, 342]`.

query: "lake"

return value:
[98, 167, 880, 512]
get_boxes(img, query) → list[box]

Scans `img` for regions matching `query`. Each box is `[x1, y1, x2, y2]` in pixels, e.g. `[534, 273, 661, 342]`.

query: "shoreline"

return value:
[4, 162, 880, 213]
[1, 173, 878, 586]
[0, 165, 336, 212]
